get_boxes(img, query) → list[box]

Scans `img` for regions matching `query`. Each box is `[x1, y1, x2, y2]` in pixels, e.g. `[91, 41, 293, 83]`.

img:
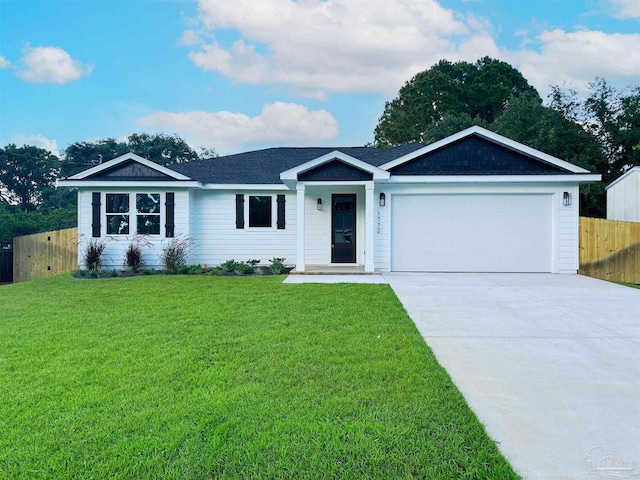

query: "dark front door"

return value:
[331, 194, 356, 263]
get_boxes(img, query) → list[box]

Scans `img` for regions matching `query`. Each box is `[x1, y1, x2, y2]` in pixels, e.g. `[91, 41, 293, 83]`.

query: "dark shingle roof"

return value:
[167, 143, 425, 184]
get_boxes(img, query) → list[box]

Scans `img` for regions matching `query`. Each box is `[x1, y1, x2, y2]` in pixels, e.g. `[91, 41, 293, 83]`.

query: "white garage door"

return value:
[391, 194, 553, 272]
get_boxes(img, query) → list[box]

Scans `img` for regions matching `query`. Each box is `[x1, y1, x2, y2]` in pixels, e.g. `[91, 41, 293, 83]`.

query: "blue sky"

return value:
[0, 0, 638, 156]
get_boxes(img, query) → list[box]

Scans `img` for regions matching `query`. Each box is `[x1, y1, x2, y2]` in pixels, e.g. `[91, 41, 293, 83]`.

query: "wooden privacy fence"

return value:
[13, 228, 78, 283]
[579, 217, 640, 284]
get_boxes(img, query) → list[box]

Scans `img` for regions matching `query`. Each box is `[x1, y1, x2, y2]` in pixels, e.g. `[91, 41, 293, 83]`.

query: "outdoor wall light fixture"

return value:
[563, 192, 571, 206]
[317, 198, 322, 211]
[379, 192, 386, 207]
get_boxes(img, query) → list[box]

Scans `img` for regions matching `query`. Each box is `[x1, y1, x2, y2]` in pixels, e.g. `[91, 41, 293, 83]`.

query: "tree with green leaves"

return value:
[551, 79, 640, 180]
[490, 93, 607, 217]
[374, 57, 538, 146]
[0, 202, 76, 246]
[0, 145, 60, 212]
[547, 80, 640, 216]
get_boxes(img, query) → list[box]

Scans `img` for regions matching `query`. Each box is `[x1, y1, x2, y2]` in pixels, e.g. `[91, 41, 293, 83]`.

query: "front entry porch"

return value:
[294, 182, 376, 273]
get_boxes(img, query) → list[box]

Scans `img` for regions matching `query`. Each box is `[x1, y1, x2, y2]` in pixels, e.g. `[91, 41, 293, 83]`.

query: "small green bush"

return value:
[142, 268, 155, 275]
[233, 261, 255, 276]
[213, 259, 262, 276]
[218, 260, 239, 273]
[177, 264, 202, 275]
[268, 257, 287, 275]
[108, 269, 119, 278]
[210, 266, 223, 276]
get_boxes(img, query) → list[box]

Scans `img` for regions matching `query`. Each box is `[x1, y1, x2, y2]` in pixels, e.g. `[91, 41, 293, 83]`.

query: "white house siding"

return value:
[77, 188, 190, 269]
[556, 184, 580, 274]
[303, 185, 365, 266]
[189, 190, 297, 267]
[373, 183, 579, 274]
[607, 168, 640, 222]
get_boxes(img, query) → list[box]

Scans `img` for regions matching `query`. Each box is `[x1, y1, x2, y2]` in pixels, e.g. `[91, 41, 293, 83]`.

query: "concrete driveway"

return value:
[384, 273, 640, 480]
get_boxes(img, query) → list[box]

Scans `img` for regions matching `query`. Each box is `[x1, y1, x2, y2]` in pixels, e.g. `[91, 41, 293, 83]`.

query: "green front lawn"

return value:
[0, 275, 518, 479]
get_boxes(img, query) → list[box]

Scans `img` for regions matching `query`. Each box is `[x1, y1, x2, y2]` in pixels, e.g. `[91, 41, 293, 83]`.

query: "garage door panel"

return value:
[391, 194, 552, 272]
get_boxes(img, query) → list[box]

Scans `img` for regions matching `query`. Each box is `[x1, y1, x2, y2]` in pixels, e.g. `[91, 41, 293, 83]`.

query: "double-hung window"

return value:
[106, 194, 130, 234]
[136, 193, 161, 235]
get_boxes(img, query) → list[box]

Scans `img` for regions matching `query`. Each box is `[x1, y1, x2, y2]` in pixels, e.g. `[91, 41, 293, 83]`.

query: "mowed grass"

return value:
[0, 275, 519, 479]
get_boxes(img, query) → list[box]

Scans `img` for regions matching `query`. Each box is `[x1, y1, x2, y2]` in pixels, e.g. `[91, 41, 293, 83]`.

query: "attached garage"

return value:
[391, 193, 554, 273]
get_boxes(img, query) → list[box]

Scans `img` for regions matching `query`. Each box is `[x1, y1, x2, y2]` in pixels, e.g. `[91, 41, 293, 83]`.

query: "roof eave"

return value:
[57, 179, 201, 188]
[386, 174, 601, 184]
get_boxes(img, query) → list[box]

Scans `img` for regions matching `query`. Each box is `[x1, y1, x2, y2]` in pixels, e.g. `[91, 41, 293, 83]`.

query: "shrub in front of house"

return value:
[160, 236, 190, 273]
[83, 239, 107, 271]
[268, 257, 287, 275]
[124, 236, 151, 273]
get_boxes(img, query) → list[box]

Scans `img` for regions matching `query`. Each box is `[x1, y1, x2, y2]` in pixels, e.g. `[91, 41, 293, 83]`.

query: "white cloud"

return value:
[135, 101, 339, 151]
[0, 56, 10, 68]
[17, 46, 92, 84]
[187, 0, 489, 97]
[185, 0, 640, 101]
[610, 0, 640, 18]
[509, 29, 640, 96]
[2, 134, 59, 154]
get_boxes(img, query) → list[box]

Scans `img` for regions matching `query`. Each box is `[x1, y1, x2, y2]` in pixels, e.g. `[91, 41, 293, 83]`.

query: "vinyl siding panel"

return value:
[607, 168, 640, 222]
[190, 190, 297, 267]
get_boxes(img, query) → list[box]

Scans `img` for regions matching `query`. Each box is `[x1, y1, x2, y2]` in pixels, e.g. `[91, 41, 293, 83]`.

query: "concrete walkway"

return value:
[384, 273, 640, 480]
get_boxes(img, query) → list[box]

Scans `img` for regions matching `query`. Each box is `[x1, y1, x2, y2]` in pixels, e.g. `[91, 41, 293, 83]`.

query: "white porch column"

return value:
[296, 184, 306, 272]
[365, 182, 375, 272]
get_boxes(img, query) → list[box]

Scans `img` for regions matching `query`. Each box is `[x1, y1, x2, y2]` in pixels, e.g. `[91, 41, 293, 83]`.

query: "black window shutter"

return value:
[165, 192, 175, 238]
[91, 192, 101, 237]
[235, 194, 245, 229]
[277, 194, 285, 229]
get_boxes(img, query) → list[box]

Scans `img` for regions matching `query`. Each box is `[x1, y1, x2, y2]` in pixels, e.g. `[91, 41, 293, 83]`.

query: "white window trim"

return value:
[103, 192, 165, 236]
[105, 193, 132, 236]
[135, 193, 162, 236]
[245, 194, 276, 230]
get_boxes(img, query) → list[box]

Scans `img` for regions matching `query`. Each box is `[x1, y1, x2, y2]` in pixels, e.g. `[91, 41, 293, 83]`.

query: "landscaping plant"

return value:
[124, 236, 150, 273]
[268, 257, 287, 275]
[82, 239, 106, 271]
[160, 236, 190, 273]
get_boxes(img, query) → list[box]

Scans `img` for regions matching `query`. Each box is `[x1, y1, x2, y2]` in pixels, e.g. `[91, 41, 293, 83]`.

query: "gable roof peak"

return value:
[64, 151, 192, 181]
[380, 125, 591, 174]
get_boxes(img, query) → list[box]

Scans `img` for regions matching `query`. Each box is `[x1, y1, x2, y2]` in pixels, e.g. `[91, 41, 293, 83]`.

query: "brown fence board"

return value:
[13, 228, 78, 283]
[579, 217, 640, 284]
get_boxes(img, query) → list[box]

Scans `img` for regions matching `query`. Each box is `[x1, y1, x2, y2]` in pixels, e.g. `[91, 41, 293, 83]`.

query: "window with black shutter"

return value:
[277, 194, 285, 229]
[235, 194, 245, 229]
[91, 192, 101, 237]
[165, 192, 175, 237]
